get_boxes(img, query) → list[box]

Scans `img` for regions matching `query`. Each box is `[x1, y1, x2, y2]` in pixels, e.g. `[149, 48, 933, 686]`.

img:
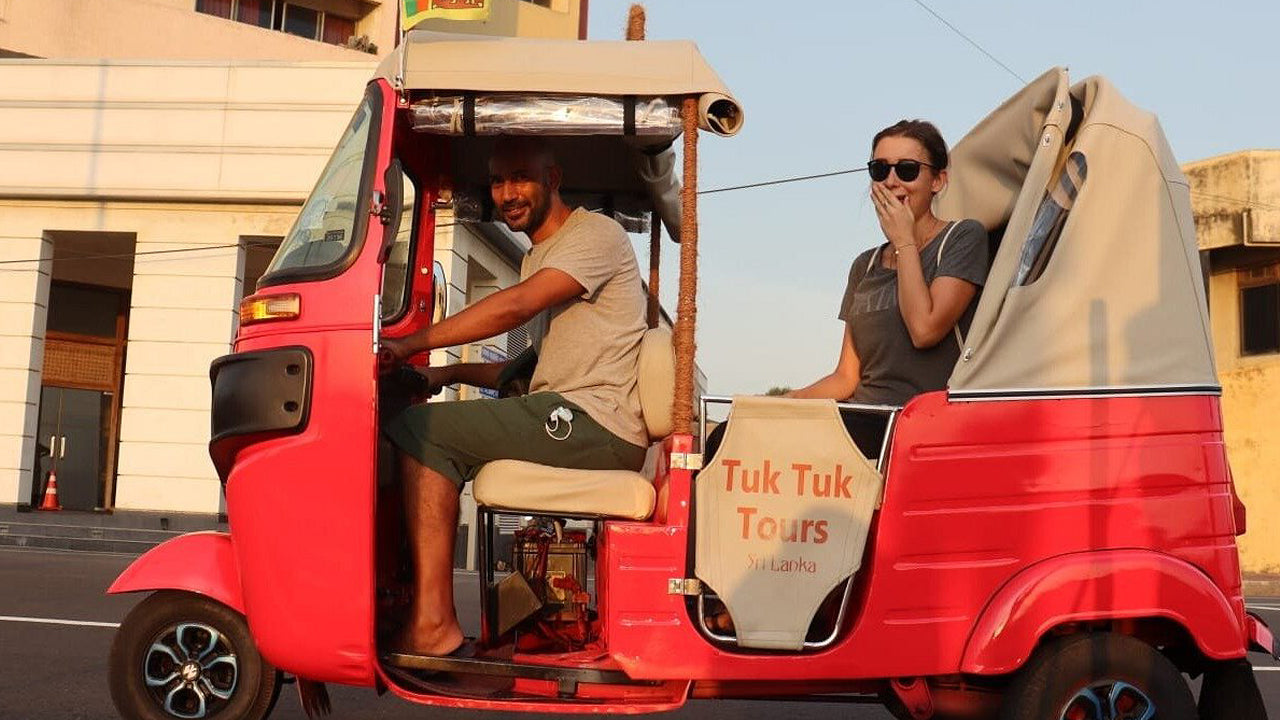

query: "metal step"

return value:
[0, 531, 161, 555]
[0, 521, 179, 544]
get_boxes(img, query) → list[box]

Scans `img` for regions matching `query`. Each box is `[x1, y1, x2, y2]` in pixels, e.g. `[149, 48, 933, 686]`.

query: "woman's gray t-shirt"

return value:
[837, 219, 989, 406]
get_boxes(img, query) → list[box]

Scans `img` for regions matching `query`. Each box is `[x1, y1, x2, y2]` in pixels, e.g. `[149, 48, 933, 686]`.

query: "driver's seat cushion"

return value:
[472, 459, 655, 520]
[471, 327, 674, 520]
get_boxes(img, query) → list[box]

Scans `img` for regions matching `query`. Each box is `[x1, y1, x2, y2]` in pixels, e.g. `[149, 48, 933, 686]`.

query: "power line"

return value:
[701, 166, 870, 193]
[0, 222, 454, 269]
[0, 240, 279, 267]
[699, 167, 867, 195]
[1189, 190, 1280, 213]
[4, 185, 1277, 269]
[908, 0, 1026, 85]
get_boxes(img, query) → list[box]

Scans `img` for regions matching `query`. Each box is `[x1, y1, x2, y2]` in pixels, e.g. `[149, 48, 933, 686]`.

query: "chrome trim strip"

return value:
[948, 385, 1222, 402]
[695, 577, 856, 650]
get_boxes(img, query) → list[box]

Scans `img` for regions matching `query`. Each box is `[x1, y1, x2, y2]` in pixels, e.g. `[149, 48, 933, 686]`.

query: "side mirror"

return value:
[377, 159, 405, 263]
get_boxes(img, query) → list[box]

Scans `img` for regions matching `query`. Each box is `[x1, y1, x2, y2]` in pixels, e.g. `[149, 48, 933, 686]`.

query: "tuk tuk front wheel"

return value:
[109, 591, 282, 720]
[998, 632, 1196, 720]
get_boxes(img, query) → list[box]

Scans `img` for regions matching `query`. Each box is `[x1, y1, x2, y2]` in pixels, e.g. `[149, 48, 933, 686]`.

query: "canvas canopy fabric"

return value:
[696, 397, 882, 650]
[376, 31, 743, 136]
[935, 68, 1216, 394]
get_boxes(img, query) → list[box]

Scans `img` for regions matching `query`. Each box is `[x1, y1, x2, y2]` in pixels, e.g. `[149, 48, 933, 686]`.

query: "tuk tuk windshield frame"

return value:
[258, 84, 384, 289]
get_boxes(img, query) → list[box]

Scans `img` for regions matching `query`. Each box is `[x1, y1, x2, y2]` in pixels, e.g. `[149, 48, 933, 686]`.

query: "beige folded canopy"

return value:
[376, 31, 743, 137]
[936, 68, 1217, 394]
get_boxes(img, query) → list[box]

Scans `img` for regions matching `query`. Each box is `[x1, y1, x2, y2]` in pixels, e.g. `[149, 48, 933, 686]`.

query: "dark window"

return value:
[1016, 151, 1086, 286]
[380, 165, 417, 323]
[282, 3, 321, 39]
[47, 284, 123, 339]
[322, 14, 356, 45]
[195, 0, 234, 19]
[236, 0, 275, 28]
[1241, 282, 1280, 355]
[198, 1, 358, 46]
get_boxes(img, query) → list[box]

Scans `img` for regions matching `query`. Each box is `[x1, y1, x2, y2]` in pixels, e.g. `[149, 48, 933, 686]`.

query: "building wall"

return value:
[0, 233, 49, 506]
[0, 0, 583, 62]
[0, 60, 371, 511]
[0, 58, 534, 514]
[0, 60, 376, 202]
[1189, 150, 1280, 574]
[415, 0, 584, 40]
[0, 0, 390, 61]
[1185, 150, 1280, 251]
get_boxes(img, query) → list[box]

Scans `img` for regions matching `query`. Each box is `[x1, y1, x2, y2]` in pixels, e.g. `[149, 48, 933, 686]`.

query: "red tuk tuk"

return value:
[105, 30, 1276, 720]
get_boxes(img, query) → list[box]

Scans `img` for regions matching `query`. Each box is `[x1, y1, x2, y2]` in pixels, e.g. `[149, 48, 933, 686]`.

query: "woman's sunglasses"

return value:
[867, 159, 935, 183]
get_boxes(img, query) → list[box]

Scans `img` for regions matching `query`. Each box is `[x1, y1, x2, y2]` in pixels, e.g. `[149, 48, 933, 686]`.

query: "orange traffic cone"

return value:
[39, 470, 61, 511]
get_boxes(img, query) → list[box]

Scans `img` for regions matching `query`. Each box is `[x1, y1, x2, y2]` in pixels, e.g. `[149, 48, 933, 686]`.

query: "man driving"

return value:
[380, 136, 648, 657]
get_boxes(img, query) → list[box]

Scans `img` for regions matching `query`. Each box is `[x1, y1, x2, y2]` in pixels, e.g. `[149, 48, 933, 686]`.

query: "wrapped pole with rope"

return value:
[672, 96, 699, 434]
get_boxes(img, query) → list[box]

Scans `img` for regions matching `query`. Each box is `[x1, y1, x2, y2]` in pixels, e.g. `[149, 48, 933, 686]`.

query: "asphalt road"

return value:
[2, 545, 1279, 720]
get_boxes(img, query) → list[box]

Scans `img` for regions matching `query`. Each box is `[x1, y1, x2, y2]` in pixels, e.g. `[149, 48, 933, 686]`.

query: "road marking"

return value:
[0, 615, 119, 628]
[1247, 604, 1280, 611]
[0, 611, 1277, 674]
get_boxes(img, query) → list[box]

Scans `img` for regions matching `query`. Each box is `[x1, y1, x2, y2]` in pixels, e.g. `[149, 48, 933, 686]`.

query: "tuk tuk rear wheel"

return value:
[109, 591, 282, 720]
[998, 632, 1196, 720]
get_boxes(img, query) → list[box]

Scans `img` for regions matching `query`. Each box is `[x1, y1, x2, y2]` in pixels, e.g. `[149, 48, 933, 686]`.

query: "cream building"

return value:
[0, 0, 585, 517]
[1185, 149, 1280, 574]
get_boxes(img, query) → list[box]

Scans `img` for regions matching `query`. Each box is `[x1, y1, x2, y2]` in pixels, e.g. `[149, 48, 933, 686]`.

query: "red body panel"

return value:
[108, 532, 243, 612]
[961, 549, 1245, 673]
[215, 79, 400, 686]
[605, 391, 1247, 681]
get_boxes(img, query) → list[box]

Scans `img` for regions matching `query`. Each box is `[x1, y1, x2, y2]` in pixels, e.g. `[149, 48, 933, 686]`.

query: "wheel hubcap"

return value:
[142, 622, 239, 719]
[1060, 681, 1155, 720]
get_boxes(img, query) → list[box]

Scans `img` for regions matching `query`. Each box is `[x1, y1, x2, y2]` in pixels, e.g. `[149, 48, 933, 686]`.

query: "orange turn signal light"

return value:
[239, 293, 301, 326]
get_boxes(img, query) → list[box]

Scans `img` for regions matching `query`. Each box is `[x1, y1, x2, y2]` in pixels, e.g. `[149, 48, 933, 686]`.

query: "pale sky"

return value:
[585, 0, 1280, 394]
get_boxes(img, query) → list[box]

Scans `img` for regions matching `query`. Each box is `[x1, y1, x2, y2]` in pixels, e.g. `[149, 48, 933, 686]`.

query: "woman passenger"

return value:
[789, 120, 988, 454]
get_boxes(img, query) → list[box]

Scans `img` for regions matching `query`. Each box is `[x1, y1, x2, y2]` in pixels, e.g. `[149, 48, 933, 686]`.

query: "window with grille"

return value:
[196, 1, 359, 46]
[1240, 265, 1280, 356]
[506, 321, 532, 358]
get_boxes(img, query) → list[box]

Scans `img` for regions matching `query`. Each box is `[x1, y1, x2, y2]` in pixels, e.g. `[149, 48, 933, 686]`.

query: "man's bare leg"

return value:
[396, 451, 465, 656]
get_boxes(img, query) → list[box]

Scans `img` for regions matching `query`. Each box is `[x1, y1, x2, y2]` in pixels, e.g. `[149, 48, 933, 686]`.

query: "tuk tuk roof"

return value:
[376, 31, 736, 102]
[937, 68, 1217, 395]
[376, 31, 744, 243]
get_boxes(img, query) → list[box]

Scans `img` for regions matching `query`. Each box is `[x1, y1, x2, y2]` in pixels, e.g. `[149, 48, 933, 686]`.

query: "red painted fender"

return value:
[107, 531, 244, 614]
[961, 549, 1246, 675]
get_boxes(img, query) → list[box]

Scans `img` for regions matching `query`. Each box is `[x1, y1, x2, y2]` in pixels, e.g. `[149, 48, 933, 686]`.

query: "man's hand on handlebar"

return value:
[378, 336, 414, 374]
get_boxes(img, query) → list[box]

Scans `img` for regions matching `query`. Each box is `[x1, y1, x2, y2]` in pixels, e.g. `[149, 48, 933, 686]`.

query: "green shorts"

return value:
[383, 392, 648, 489]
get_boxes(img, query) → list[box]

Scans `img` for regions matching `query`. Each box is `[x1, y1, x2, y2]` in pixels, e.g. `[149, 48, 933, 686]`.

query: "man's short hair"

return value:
[491, 136, 557, 172]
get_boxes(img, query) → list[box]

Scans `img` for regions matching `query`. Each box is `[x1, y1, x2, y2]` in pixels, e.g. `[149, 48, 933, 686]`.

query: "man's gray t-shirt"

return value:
[838, 219, 989, 406]
[521, 208, 648, 448]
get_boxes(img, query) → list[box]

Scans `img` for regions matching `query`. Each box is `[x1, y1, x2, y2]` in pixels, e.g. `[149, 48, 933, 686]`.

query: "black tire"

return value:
[109, 591, 282, 720]
[999, 632, 1196, 720]
[1198, 659, 1268, 720]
